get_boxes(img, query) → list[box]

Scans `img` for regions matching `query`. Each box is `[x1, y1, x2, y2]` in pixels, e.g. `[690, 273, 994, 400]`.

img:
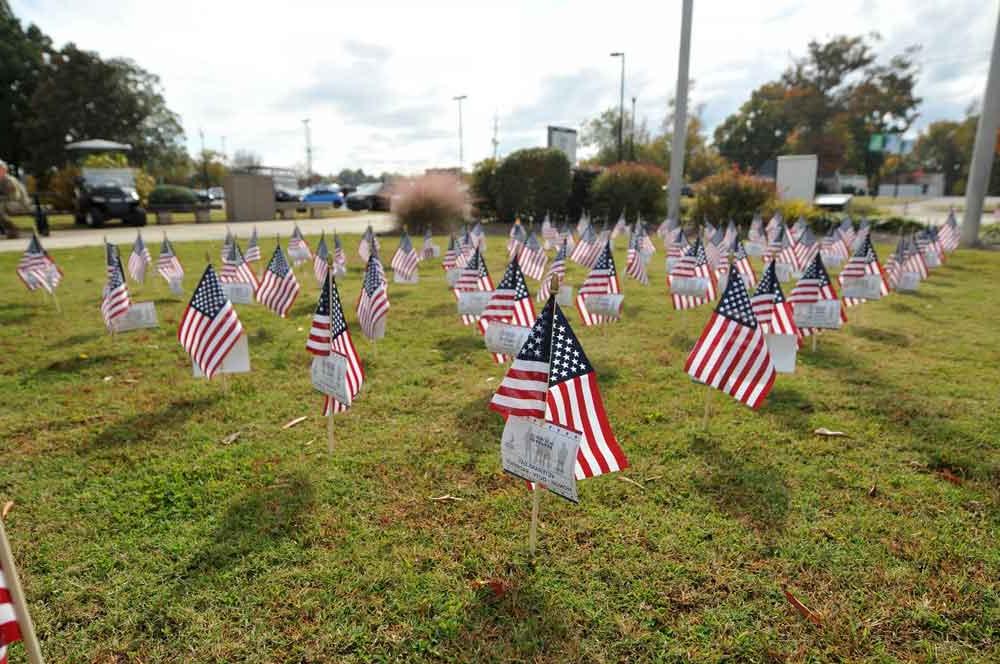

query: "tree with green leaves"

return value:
[470, 158, 498, 217]
[493, 148, 571, 222]
[0, 2, 51, 174]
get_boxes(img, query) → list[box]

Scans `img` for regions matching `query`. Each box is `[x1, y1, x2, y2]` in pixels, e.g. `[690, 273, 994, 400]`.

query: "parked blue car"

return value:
[302, 185, 344, 208]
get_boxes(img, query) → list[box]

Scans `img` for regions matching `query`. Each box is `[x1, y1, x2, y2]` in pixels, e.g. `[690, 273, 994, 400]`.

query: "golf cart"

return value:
[66, 139, 148, 227]
[74, 168, 147, 227]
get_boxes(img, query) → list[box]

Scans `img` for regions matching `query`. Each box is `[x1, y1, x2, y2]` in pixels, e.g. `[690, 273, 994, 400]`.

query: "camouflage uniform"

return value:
[0, 160, 24, 238]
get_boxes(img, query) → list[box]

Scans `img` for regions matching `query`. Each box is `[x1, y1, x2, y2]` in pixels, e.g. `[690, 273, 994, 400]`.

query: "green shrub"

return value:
[689, 168, 775, 224]
[590, 162, 666, 222]
[567, 168, 600, 222]
[148, 185, 198, 206]
[470, 158, 498, 217]
[871, 216, 925, 235]
[764, 199, 827, 225]
[493, 148, 571, 222]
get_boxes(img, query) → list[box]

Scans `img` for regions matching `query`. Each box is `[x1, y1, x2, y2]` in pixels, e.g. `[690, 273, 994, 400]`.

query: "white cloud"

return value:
[11, 0, 996, 174]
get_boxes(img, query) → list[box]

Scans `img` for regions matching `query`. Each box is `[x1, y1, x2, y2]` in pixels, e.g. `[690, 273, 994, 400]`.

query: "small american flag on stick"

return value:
[308, 265, 364, 414]
[221, 228, 234, 263]
[127, 231, 152, 283]
[157, 236, 184, 283]
[257, 243, 300, 317]
[541, 212, 558, 249]
[576, 242, 620, 326]
[178, 264, 244, 379]
[220, 241, 259, 290]
[626, 230, 649, 286]
[518, 231, 547, 281]
[391, 230, 420, 281]
[359, 226, 380, 262]
[313, 232, 330, 284]
[685, 269, 776, 409]
[489, 294, 629, 479]
[839, 234, 889, 307]
[443, 235, 459, 271]
[357, 254, 390, 340]
[288, 224, 312, 265]
[788, 253, 847, 337]
[669, 238, 717, 310]
[751, 260, 799, 337]
[453, 248, 493, 326]
[480, 257, 536, 363]
[508, 219, 527, 259]
[332, 233, 347, 276]
[937, 211, 959, 252]
[16, 233, 62, 293]
[245, 227, 262, 263]
[537, 238, 567, 302]
[570, 224, 602, 268]
[101, 245, 131, 329]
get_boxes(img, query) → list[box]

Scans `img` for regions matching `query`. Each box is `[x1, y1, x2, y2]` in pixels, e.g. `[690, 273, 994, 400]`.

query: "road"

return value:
[878, 196, 1000, 226]
[0, 212, 396, 253]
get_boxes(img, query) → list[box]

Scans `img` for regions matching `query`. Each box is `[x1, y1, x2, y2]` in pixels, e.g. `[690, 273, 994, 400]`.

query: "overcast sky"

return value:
[12, 0, 998, 175]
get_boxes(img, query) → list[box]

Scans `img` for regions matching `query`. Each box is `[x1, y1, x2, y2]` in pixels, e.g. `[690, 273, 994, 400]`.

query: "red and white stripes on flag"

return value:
[245, 227, 262, 263]
[178, 265, 244, 379]
[489, 296, 628, 479]
[332, 233, 347, 276]
[793, 227, 819, 271]
[541, 213, 558, 249]
[937, 211, 960, 252]
[728, 237, 757, 289]
[390, 231, 420, 281]
[839, 234, 889, 307]
[127, 231, 152, 283]
[0, 564, 23, 664]
[570, 224, 602, 268]
[751, 260, 799, 337]
[313, 233, 331, 284]
[221, 229, 234, 263]
[443, 235, 459, 271]
[507, 219, 527, 259]
[685, 269, 776, 409]
[357, 254, 390, 339]
[15, 233, 62, 293]
[307, 269, 364, 414]
[157, 236, 184, 282]
[537, 239, 568, 302]
[220, 241, 259, 290]
[788, 253, 847, 337]
[359, 226, 380, 262]
[288, 224, 312, 265]
[626, 232, 649, 286]
[453, 248, 493, 326]
[101, 246, 131, 329]
[479, 257, 536, 364]
[518, 231, 547, 281]
[669, 238, 717, 310]
[576, 242, 621, 326]
[257, 244, 300, 317]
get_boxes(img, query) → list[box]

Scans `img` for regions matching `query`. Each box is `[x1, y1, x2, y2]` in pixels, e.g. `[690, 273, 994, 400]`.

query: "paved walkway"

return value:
[0, 212, 396, 253]
[879, 196, 999, 226]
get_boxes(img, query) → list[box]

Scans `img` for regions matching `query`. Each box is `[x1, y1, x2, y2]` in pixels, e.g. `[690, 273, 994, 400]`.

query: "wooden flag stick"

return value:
[327, 406, 335, 455]
[529, 482, 541, 556]
[50, 289, 60, 313]
[702, 387, 712, 430]
[0, 516, 46, 664]
[811, 334, 818, 352]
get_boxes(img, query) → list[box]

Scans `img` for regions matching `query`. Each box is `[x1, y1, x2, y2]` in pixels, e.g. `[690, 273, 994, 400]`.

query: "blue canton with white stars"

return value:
[496, 258, 529, 299]
[801, 253, 833, 287]
[364, 256, 384, 295]
[715, 270, 758, 327]
[267, 245, 292, 276]
[593, 243, 617, 276]
[191, 266, 229, 317]
[316, 275, 348, 338]
[548, 302, 593, 385]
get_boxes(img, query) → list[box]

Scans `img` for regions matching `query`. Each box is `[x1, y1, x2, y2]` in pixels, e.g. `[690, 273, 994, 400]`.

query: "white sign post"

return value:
[393, 271, 418, 285]
[311, 353, 351, 407]
[445, 268, 463, 287]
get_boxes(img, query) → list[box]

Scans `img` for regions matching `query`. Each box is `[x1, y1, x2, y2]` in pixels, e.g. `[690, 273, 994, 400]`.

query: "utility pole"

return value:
[199, 128, 209, 191]
[453, 95, 467, 172]
[492, 111, 499, 162]
[630, 95, 637, 161]
[667, 0, 694, 222]
[610, 52, 625, 162]
[221, 135, 227, 161]
[962, 5, 1000, 247]
[302, 118, 313, 183]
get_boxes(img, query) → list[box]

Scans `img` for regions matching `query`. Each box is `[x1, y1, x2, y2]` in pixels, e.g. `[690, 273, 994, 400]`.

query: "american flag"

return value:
[748, 213, 766, 244]
[101, 245, 131, 329]
[788, 253, 847, 336]
[105, 242, 119, 279]
[157, 236, 184, 283]
[221, 228, 234, 263]
[557, 222, 576, 253]
[508, 219, 527, 259]
[220, 241, 259, 290]
[703, 220, 718, 242]
[1, 563, 24, 664]
[178, 264, 244, 378]
[443, 235, 459, 271]
[357, 254, 390, 339]
[471, 221, 487, 250]
[457, 227, 475, 265]
[794, 227, 819, 270]
[839, 234, 889, 307]
[726, 237, 757, 289]
[765, 212, 782, 236]
[421, 227, 437, 260]
[313, 233, 331, 284]
[570, 223, 603, 268]
[257, 244, 300, 317]
[480, 257, 536, 363]
[537, 238, 568, 302]
[703, 227, 723, 271]
[308, 268, 364, 414]
[576, 210, 591, 236]
[722, 220, 738, 248]
[884, 236, 925, 289]
[768, 224, 799, 270]
[915, 228, 944, 267]
[669, 238, 717, 310]
[790, 216, 807, 241]
[359, 225, 380, 262]
[126, 231, 152, 283]
[454, 247, 494, 326]
[15, 233, 62, 293]
[332, 233, 347, 276]
[541, 212, 558, 249]
[666, 227, 689, 261]
[751, 260, 799, 336]
[685, 269, 776, 409]
[288, 224, 312, 265]
[391, 230, 420, 281]
[611, 212, 628, 239]
[821, 227, 850, 263]
[937, 210, 960, 252]
[245, 227, 262, 263]
[658, 216, 679, 241]
[838, 216, 856, 249]
[489, 295, 629, 480]
[905, 235, 930, 279]
[576, 242, 620, 326]
[635, 219, 656, 257]
[518, 231, 547, 281]
[626, 230, 649, 286]
[851, 219, 871, 252]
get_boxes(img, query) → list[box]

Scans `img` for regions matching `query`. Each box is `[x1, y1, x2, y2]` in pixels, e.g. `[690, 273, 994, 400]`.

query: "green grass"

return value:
[1, 236, 998, 662]
[9, 207, 355, 232]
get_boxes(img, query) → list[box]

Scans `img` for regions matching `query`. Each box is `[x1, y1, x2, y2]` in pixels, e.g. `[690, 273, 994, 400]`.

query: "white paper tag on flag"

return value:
[192, 333, 251, 377]
[744, 242, 765, 257]
[445, 268, 463, 286]
[501, 416, 581, 503]
[765, 333, 798, 373]
[583, 293, 624, 317]
[670, 276, 710, 297]
[775, 263, 793, 283]
[793, 300, 842, 329]
[924, 250, 941, 268]
[897, 272, 920, 292]
[393, 271, 419, 284]
[842, 274, 883, 300]
[311, 353, 351, 406]
[221, 282, 255, 304]
[484, 322, 532, 355]
[112, 301, 158, 333]
[457, 291, 492, 316]
[555, 285, 574, 306]
[168, 278, 184, 295]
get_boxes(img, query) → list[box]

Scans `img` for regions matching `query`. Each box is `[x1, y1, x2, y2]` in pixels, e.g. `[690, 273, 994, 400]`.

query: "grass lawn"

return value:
[8, 207, 356, 232]
[0, 235, 997, 662]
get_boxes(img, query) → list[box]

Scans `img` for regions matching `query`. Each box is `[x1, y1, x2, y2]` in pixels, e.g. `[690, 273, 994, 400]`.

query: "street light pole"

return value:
[453, 95, 467, 172]
[610, 52, 625, 162]
[302, 118, 313, 183]
[667, 0, 693, 222]
[630, 95, 637, 161]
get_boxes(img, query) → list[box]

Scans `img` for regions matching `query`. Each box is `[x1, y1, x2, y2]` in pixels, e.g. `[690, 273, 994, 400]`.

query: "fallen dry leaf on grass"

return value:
[783, 587, 823, 626]
[429, 495, 463, 502]
[868, 483, 878, 497]
[814, 427, 848, 437]
[938, 469, 963, 485]
[617, 476, 645, 491]
[471, 578, 510, 601]
[2, 501, 13, 519]
[220, 431, 241, 445]
[282, 416, 308, 430]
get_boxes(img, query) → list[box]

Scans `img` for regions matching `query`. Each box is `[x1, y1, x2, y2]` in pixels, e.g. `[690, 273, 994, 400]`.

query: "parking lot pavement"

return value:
[0, 212, 396, 253]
